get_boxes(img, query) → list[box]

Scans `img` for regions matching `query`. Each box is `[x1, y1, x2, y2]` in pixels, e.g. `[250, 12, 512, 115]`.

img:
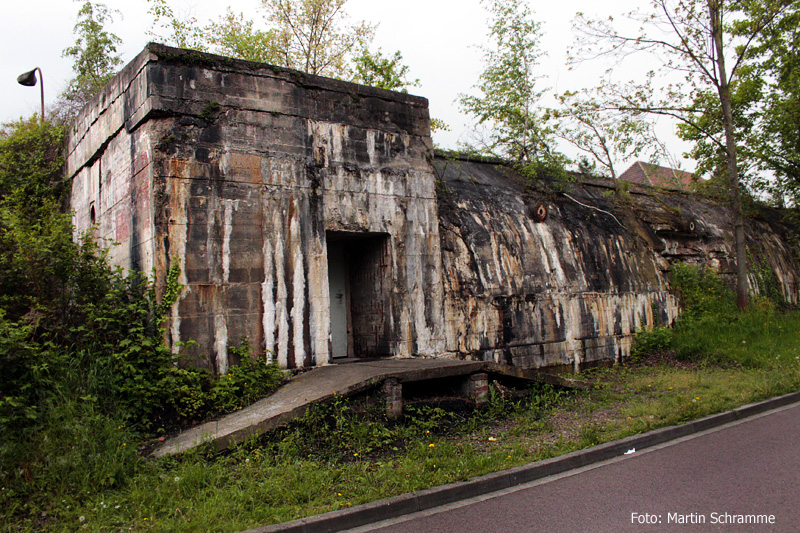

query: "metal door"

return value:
[327, 243, 349, 358]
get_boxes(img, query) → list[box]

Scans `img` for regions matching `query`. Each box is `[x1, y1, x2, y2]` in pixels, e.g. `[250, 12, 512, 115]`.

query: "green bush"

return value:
[209, 341, 284, 413]
[667, 264, 737, 362]
[749, 252, 786, 308]
[629, 263, 797, 365]
[0, 117, 285, 524]
[0, 210, 284, 519]
[0, 117, 66, 200]
[670, 262, 736, 320]
[631, 326, 674, 358]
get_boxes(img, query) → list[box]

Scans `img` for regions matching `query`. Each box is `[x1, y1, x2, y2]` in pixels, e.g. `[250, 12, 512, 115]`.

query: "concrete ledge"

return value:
[243, 391, 800, 533]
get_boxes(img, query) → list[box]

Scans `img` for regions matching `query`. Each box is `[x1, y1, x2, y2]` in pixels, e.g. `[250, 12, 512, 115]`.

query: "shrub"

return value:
[0, 120, 285, 521]
[209, 340, 283, 413]
[0, 117, 66, 200]
[662, 262, 800, 368]
[670, 262, 736, 320]
[0, 222, 284, 519]
[631, 326, 674, 359]
[749, 252, 786, 308]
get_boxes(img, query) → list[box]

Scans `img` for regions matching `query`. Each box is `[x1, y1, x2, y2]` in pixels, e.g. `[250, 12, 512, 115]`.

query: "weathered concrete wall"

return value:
[68, 48, 159, 276]
[434, 158, 800, 371]
[68, 44, 445, 372]
[68, 44, 800, 374]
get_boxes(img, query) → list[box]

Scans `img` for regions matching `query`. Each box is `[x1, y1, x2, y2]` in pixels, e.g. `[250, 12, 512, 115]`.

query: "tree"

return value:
[459, 0, 561, 168]
[206, 9, 283, 64]
[573, 0, 794, 308]
[149, 0, 375, 78]
[741, 3, 800, 207]
[352, 49, 419, 92]
[675, 78, 761, 184]
[146, 0, 208, 52]
[553, 90, 663, 180]
[146, 0, 416, 89]
[62, 1, 123, 112]
[263, 0, 375, 78]
[0, 118, 66, 201]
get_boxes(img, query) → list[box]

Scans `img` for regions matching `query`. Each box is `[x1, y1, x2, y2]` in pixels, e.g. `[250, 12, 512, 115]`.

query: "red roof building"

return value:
[618, 161, 695, 191]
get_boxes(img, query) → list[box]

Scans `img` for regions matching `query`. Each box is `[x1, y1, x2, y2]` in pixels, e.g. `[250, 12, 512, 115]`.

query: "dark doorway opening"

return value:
[326, 231, 392, 360]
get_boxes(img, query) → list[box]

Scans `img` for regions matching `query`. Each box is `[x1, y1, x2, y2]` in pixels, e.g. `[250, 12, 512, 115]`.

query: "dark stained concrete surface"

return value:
[360, 402, 800, 533]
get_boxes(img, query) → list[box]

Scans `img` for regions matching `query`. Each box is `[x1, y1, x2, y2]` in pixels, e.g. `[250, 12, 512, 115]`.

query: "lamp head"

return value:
[17, 69, 38, 87]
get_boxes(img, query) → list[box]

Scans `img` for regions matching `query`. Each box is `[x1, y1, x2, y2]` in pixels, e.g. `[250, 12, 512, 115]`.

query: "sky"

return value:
[0, 0, 694, 172]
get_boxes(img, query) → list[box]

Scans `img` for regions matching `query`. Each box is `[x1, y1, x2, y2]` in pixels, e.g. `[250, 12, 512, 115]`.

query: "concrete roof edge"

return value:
[431, 152, 662, 195]
[66, 42, 431, 177]
[66, 46, 156, 176]
[145, 43, 429, 107]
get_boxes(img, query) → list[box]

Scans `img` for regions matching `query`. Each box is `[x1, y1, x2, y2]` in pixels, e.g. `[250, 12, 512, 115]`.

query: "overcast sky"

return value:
[0, 0, 694, 172]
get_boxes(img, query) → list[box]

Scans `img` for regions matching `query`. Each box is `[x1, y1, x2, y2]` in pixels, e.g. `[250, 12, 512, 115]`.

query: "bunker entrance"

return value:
[326, 231, 392, 360]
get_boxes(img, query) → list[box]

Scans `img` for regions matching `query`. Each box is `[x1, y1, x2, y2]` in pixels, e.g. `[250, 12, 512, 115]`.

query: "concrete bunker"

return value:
[67, 44, 800, 377]
[67, 43, 445, 373]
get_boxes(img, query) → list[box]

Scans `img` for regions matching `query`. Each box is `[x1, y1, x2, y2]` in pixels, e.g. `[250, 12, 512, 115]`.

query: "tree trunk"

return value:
[709, 0, 749, 308]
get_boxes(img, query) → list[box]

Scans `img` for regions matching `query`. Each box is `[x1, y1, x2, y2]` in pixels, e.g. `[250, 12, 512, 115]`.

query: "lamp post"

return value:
[17, 68, 44, 123]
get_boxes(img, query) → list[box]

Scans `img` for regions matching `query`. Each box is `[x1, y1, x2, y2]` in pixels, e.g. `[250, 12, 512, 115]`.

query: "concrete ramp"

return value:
[152, 358, 588, 457]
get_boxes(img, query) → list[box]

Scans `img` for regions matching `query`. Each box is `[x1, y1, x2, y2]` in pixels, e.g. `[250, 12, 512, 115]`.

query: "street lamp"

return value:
[17, 68, 44, 122]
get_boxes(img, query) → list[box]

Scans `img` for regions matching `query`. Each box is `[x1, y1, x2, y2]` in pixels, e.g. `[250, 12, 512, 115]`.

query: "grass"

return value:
[11, 346, 800, 532]
[6, 264, 800, 532]
[672, 303, 800, 368]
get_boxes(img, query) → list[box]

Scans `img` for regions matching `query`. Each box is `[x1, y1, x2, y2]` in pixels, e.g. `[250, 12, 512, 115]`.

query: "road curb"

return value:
[243, 391, 800, 533]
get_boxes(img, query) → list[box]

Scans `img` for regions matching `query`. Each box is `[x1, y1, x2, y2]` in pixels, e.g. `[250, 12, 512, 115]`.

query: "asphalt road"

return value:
[355, 402, 800, 533]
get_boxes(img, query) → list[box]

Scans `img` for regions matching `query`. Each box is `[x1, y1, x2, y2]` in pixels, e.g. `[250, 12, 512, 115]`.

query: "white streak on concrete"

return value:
[309, 240, 327, 366]
[169, 180, 189, 356]
[332, 125, 343, 162]
[366, 129, 377, 166]
[215, 311, 229, 374]
[274, 207, 289, 368]
[262, 237, 275, 364]
[290, 213, 307, 367]
[533, 223, 567, 287]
